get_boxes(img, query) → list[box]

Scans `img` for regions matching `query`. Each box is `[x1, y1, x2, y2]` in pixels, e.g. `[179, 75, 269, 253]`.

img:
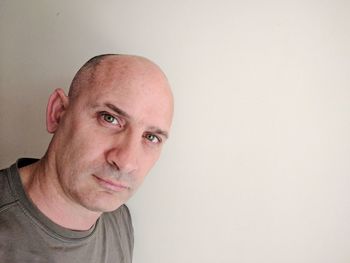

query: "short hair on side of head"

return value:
[68, 54, 119, 100]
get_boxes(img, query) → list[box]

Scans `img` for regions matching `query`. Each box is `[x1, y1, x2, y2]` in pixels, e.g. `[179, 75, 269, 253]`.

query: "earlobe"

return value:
[46, 88, 69, 133]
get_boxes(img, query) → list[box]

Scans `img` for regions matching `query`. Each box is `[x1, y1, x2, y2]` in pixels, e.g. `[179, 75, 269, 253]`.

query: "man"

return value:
[0, 54, 174, 262]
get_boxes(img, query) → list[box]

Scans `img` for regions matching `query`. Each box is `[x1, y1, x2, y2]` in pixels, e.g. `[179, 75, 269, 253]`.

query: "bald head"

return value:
[68, 54, 172, 106]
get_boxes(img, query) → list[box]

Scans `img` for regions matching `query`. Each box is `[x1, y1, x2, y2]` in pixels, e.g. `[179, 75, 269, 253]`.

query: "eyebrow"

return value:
[105, 103, 131, 119]
[148, 126, 169, 139]
[93, 102, 169, 139]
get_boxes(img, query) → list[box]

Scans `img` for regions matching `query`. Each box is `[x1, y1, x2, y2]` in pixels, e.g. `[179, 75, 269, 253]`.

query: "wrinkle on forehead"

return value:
[70, 55, 174, 125]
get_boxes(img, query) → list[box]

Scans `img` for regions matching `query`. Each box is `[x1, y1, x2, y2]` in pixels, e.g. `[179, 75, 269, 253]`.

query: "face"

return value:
[48, 58, 173, 212]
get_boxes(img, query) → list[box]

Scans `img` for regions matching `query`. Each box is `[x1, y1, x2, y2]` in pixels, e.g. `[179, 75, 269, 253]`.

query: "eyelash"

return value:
[143, 133, 162, 144]
[99, 112, 121, 126]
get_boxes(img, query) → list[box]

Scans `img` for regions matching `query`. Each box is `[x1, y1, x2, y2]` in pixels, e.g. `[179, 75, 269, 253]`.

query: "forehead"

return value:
[77, 58, 173, 128]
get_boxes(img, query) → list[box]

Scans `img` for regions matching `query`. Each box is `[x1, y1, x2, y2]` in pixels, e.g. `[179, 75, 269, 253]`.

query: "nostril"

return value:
[112, 161, 120, 171]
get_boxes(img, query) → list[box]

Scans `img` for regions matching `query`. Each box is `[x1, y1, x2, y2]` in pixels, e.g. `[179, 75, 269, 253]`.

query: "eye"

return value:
[101, 113, 120, 126]
[144, 133, 161, 144]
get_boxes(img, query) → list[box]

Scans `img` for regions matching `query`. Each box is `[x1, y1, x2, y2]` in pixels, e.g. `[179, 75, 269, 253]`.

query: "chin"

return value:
[74, 189, 128, 213]
[84, 199, 125, 213]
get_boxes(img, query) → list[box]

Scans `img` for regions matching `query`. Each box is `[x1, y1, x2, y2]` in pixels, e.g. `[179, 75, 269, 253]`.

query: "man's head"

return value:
[45, 54, 173, 213]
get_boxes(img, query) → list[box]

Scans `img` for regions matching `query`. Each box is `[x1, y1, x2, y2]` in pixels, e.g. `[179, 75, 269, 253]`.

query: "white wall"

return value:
[1, 1, 350, 262]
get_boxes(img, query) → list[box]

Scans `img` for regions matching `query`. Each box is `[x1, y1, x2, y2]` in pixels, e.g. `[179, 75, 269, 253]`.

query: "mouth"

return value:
[93, 175, 129, 192]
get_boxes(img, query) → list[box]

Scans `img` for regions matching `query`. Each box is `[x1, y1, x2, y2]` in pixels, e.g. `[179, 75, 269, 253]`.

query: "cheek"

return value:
[56, 134, 109, 184]
[65, 126, 109, 160]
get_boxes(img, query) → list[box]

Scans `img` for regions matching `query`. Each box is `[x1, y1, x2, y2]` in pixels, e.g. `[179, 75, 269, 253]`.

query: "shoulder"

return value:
[101, 205, 134, 258]
[0, 159, 39, 211]
[117, 204, 132, 223]
[0, 166, 17, 209]
[102, 205, 133, 233]
[102, 204, 134, 239]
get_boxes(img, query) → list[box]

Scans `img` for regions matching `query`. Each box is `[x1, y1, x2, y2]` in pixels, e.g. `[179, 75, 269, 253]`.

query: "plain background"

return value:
[1, 1, 350, 262]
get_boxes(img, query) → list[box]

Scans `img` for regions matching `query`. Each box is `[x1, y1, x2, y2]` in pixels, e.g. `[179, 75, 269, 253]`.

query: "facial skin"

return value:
[21, 55, 173, 229]
[49, 56, 173, 213]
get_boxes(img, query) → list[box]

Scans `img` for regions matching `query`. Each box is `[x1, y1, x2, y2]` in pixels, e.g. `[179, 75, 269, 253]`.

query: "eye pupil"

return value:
[145, 134, 160, 143]
[104, 115, 114, 123]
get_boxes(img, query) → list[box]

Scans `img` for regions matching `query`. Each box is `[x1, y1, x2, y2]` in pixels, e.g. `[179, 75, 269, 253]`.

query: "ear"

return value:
[46, 88, 69, 133]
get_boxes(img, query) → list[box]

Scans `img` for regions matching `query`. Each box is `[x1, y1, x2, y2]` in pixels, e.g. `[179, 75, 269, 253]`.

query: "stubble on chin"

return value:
[64, 163, 135, 212]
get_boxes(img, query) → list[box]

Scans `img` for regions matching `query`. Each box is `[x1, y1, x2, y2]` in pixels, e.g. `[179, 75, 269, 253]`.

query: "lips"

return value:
[93, 175, 129, 192]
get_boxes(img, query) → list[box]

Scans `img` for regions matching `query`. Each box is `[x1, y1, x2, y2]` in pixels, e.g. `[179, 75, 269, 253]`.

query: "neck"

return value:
[19, 156, 101, 231]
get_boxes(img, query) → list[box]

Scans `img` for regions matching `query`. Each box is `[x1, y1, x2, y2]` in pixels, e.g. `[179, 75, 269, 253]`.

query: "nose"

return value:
[106, 133, 139, 174]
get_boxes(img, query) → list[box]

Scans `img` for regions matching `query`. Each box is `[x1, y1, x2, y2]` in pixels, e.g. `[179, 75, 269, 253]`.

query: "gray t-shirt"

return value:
[0, 158, 134, 263]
